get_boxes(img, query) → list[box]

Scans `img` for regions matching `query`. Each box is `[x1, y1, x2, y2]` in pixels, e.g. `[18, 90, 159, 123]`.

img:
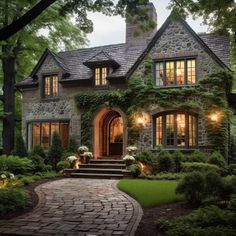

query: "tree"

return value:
[0, 0, 153, 41]
[12, 134, 28, 157]
[0, 0, 87, 154]
[169, 0, 236, 60]
[47, 132, 64, 169]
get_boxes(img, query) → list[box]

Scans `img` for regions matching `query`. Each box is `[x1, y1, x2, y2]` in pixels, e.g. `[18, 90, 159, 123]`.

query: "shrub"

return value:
[135, 149, 157, 166]
[0, 155, 34, 175]
[12, 134, 28, 157]
[56, 160, 70, 171]
[158, 205, 236, 236]
[128, 164, 141, 177]
[31, 145, 46, 159]
[217, 178, 235, 202]
[228, 164, 236, 175]
[188, 149, 206, 162]
[181, 162, 220, 173]
[208, 151, 227, 168]
[140, 172, 186, 180]
[172, 150, 186, 172]
[29, 154, 51, 173]
[205, 171, 224, 198]
[176, 171, 205, 205]
[47, 132, 64, 169]
[68, 135, 78, 153]
[157, 150, 173, 172]
[0, 188, 29, 214]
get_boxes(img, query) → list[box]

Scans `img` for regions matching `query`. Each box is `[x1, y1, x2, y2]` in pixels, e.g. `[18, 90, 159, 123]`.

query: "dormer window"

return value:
[95, 67, 107, 86]
[43, 75, 58, 97]
[155, 58, 196, 86]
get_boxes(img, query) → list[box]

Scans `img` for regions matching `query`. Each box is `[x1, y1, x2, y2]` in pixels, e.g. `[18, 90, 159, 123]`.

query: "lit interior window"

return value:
[155, 113, 197, 148]
[156, 63, 164, 86]
[95, 67, 107, 86]
[44, 75, 58, 97]
[187, 59, 196, 84]
[176, 60, 185, 85]
[155, 59, 196, 86]
[166, 62, 175, 85]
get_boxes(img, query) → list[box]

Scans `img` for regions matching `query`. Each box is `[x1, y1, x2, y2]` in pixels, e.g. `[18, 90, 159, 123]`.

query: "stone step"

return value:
[90, 159, 124, 164]
[80, 163, 126, 169]
[74, 168, 130, 175]
[70, 173, 124, 179]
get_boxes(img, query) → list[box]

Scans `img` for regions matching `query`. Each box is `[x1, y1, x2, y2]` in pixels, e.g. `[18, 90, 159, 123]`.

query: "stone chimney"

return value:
[126, 2, 157, 48]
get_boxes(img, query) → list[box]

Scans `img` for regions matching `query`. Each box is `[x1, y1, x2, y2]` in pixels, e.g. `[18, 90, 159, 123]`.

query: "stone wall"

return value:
[130, 20, 223, 150]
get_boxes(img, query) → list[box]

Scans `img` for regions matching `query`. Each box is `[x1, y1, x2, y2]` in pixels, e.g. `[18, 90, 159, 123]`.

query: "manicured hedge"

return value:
[181, 162, 220, 173]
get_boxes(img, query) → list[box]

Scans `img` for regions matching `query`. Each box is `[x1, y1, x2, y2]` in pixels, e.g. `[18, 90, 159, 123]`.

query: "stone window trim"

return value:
[26, 119, 70, 151]
[94, 67, 109, 88]
[153, 111, 198, 149]
[40, 72, 60, 100]
[153, 56, 198, 87]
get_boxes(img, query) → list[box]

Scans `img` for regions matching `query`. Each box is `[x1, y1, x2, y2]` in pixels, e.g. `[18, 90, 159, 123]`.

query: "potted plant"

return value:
[67, 155, 78, 168]
[78, 145, 89, 155]
[126, 146, 138, 156]
[123, 155, 135, 166]
[83, 151, 93, 163]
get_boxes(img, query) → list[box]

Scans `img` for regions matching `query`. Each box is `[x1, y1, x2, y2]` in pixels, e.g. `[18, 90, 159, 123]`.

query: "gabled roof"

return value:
[29, 48, 70, 77]
[83, 50, 120, 69]
[126, 15, 231, 79]
[16, 13, 230, 88]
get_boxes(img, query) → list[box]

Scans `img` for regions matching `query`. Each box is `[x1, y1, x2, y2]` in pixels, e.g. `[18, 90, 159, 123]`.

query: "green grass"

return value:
[117, 179, 184, 208]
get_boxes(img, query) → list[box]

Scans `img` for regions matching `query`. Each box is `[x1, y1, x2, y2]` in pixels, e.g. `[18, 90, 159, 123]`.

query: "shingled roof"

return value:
[16, 16, 231, 88]
[198, 33, 230, 67]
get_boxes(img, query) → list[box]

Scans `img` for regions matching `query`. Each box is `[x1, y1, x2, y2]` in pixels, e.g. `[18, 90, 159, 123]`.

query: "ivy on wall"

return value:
[74, 57, 233, 157]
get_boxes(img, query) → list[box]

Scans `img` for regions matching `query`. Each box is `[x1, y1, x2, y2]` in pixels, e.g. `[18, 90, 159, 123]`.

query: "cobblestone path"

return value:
[0, 179, 142, 236]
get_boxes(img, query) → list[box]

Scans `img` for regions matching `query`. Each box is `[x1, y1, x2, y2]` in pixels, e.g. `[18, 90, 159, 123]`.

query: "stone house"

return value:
[16, 3, 231, 159]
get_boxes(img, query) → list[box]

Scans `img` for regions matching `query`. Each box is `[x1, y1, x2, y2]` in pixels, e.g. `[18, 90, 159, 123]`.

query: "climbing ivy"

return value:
[74, 57, 233, 157]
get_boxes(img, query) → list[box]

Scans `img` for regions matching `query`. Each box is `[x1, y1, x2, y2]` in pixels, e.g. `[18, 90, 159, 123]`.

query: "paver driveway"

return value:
[0, 178, 142, 236]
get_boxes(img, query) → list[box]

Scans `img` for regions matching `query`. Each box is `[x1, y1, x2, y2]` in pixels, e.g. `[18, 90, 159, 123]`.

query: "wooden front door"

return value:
[109, 116, 123, 156]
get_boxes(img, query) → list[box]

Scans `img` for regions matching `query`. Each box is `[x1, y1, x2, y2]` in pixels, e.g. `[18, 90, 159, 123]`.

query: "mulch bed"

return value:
[0, 177, 64, 220]
[135, 202, 192, 236]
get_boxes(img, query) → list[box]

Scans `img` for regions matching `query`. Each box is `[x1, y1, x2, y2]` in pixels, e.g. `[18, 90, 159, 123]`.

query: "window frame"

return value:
[27, 120, 70, 150]
[94, 67, 108, 87]
[153, 111, 198, 149]
[42, 74, 59, 98]
[154, 57, 197, 87]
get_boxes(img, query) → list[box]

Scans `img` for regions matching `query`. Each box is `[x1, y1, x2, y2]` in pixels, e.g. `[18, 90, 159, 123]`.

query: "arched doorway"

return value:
[93, 108, 126, 158]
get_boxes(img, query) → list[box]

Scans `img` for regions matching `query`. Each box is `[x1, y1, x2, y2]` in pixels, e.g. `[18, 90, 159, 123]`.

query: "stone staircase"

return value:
[64, 157, 132, 179]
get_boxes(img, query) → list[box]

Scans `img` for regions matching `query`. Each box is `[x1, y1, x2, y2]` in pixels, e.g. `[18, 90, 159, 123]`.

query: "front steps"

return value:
[64, 158, 132, 179]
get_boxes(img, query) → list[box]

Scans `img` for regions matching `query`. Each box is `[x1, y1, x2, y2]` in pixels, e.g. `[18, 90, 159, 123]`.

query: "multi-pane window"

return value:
[28, 121, 69, 150]
[43, 75, 58, 97]
[155, 58, 196, 86]
[155, 112, 197, 148]
[95, 67, 107, 86]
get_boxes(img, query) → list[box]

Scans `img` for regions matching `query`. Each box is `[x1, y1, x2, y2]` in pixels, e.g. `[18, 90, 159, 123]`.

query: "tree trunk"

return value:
[2, 46, 16, 154]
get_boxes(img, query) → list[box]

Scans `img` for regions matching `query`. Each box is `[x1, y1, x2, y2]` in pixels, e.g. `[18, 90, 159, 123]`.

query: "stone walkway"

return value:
[0, 179, 143, 236]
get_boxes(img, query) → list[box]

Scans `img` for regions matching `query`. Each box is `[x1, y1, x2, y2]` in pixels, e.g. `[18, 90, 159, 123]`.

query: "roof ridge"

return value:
[58, 43, 126, 55]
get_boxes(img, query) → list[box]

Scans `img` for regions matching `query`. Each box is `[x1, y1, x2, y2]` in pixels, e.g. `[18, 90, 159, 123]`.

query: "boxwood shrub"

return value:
[181, 162, 220, 173]
[0, 188, 29, 215]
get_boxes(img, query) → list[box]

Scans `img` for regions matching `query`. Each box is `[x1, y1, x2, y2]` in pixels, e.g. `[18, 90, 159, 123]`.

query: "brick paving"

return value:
[0, 179, 143, 236]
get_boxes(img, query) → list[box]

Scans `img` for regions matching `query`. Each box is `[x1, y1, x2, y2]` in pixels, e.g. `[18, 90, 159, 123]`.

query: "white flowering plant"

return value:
[123, 155, 135, 166]
[84, 152, 93, 158]
[78, 146, 89, 153]
[126, 146, 138, 153]
[0, 172, 16, 189]
[67, 156, 78, 163]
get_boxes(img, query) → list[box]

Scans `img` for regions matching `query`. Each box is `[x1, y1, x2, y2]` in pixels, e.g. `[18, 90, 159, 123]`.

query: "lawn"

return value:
[117, 179, 183, 208]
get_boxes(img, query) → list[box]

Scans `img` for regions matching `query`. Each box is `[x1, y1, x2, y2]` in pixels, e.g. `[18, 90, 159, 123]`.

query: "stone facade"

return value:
[21, 17, 227, 154]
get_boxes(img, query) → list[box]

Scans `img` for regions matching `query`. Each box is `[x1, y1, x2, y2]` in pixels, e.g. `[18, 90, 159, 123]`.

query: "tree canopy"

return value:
[0, 0, 153, 41]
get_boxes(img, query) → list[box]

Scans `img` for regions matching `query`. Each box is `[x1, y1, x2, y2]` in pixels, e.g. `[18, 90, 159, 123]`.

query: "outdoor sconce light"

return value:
[209, 112, 219, 122]
[136, 114, 144, 127]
